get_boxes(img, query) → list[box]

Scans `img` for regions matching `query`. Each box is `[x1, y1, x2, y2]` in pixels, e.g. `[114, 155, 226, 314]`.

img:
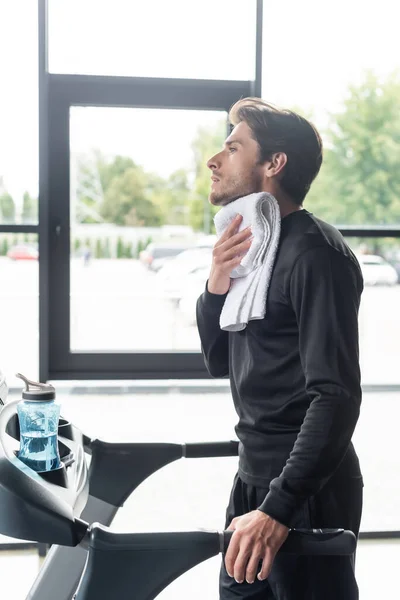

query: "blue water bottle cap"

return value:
[16, 373, 56, 401]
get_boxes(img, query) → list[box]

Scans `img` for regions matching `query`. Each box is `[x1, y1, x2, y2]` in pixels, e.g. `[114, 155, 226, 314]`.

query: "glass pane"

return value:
[0, 234, 39, 385]
[70, 107, 226, 352]
[49, 0, 256, 80]
[0, 1, 38, 224]
[262, 0, 400, 227]
[344, 237, 400, 385]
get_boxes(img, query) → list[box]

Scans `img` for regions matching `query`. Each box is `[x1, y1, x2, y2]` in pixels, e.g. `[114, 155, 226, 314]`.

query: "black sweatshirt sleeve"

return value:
[259, 246, 363, 526]
[196, 282, 230, 378]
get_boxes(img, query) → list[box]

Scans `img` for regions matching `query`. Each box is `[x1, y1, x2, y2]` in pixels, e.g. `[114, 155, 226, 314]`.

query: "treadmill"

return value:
[0, 398, 356, 600]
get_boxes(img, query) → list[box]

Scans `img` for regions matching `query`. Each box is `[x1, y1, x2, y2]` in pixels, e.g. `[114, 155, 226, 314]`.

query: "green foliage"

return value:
[124, 241, 133, 259]
[307, 71, 400, 225]
[116, 237, 124, 258]
[0, 193, 16, 223]
[21, 191, 37, 223]
[0, 237, 9, 256]
[101, 167, 162, 227]
[151, 168, 191, 226]
[103, 237, 111, 258]
[95, 239, 103, 259]
[75, 153, 184, 228]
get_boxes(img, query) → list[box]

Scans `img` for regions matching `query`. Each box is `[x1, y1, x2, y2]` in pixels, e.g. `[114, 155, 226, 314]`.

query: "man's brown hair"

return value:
[229, 98, 323, 205]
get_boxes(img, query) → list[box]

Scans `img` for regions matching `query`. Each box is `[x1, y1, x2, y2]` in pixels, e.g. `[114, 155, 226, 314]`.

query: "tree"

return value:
[150, 168, 191, 226]
[0, 238, 9, 256]
[307, 71, 400, 226]
[75, 152, 166, 227]
[0, 193, 16, 223]
[116, 237, 124, 258]
[21, 192, 38, 223]
[73, 152, 105, 224]
[98, 155, 137, 193]
[95, 239, 103, 259]
[101, 167, 162, 226]
[189, 119, 228, 232]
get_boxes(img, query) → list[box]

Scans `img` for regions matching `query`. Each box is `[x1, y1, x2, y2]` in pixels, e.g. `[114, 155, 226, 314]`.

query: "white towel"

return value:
[213, 192, 281, 332]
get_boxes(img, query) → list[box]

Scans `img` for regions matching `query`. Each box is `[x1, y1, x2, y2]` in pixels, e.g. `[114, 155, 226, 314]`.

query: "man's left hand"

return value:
[225, 510, 289, 584]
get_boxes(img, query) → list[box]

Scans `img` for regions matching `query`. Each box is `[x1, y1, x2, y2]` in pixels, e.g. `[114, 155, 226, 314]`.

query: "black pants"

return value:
[220, 473, 363, 600]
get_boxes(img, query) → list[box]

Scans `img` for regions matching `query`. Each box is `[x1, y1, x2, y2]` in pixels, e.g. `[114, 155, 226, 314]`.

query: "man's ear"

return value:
[265, 152, 287, 179]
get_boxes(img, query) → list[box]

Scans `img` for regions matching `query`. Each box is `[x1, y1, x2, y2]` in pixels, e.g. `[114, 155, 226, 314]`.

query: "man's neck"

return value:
[262, 185, 303, 218]
[277, 198, 303, 219]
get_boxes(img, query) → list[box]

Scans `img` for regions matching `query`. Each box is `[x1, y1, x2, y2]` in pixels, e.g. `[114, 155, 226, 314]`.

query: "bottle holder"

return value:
[38, 461, 69, 487]
[13, 418, 76, 487]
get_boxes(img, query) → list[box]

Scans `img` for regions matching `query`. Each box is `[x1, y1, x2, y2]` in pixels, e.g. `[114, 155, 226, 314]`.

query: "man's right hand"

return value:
[208, 214, 253, 295]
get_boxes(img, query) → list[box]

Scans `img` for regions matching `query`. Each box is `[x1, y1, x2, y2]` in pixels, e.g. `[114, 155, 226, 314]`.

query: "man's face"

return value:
[207, 121, 265, 206]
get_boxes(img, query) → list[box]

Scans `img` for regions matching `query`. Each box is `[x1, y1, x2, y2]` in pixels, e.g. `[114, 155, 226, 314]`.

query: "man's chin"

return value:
[209, 192, 241, 207]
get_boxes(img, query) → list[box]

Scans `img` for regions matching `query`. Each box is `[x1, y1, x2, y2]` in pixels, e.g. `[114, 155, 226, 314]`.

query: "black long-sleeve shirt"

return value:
[196, 209, 364, 527]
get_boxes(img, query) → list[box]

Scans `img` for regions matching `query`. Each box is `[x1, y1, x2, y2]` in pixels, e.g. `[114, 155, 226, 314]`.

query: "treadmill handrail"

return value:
[74, 526, 357, 600]
[222, 528, 357, 556]
[88, 439, 239, 507]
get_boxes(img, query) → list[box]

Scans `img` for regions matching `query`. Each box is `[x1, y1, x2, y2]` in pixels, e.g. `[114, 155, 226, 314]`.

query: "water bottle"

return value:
[16, 373, 61, 472]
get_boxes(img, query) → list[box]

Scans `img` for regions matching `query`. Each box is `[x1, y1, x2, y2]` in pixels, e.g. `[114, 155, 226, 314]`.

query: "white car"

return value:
[156, 248, 212, 300]
[356, 254, 398, 286]
[178, 267, 210, 325]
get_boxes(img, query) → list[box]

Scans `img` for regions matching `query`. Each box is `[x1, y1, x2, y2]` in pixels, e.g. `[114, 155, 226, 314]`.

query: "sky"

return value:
[0, 0, 399, 207]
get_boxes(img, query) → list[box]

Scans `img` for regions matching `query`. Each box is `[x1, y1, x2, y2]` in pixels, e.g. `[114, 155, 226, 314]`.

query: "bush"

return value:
[125, 242, 133, 258]
[103, 238, 111, 258]
[116, 237, 124, 259]
[95, 239, 103, 259]
[0, 238, 9, 256]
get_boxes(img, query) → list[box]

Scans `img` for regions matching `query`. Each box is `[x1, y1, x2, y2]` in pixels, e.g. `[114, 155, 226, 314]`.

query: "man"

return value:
[196, 98, 363, 599]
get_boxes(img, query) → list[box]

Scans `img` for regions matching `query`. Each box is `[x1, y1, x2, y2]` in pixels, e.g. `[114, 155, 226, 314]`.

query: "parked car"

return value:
[388, 259, 400, 282]
[7, 244, 39, 261]
[356, 254, 398, 286]
[139, 243, 190, 272]
[178, 267, 210, 325]
[156, 248, 212, 299]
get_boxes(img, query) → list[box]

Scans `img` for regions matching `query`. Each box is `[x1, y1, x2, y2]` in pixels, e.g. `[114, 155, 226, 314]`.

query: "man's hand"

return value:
[208, 214, 253, 295]
[225, 510, 289, 585]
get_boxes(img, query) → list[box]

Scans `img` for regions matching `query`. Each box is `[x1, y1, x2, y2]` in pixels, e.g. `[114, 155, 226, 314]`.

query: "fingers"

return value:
[230, 542, 263, 585]
[245, 550, 262, 584]
[224, 531, 240, 579]
[228, 547, 274, 585]
[213, 237, 252, 266]
[258, 548, 275, 581]
[225, 538, 276, 585]
[217, 226, 253, 253]
[227, 517, 239, 531]
[233, 547, 252, 584]
[218, 214, 243, 243]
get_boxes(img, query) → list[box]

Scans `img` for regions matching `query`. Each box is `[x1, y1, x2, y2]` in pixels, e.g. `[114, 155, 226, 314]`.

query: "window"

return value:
[49, 0, 257, 81]
[69, 107, 226, 353]
[0, 1, 38, 225]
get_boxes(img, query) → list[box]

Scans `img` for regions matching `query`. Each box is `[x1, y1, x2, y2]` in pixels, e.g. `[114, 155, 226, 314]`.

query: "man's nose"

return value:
[207, 152, 220, 171]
